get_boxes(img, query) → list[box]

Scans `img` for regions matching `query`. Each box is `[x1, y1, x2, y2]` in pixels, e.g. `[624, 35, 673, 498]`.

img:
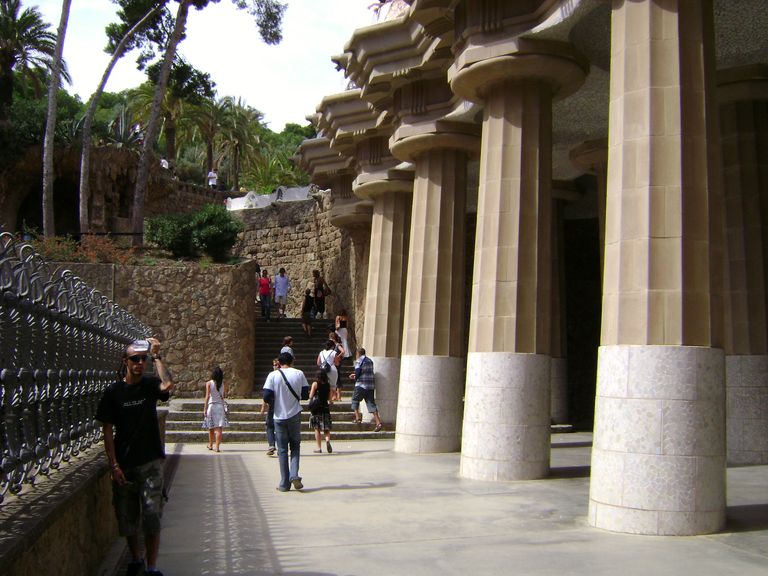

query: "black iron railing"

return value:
[0, 232, 150, 505]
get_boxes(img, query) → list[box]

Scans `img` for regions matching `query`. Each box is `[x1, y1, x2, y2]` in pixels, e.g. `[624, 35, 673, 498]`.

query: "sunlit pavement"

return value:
[122, 434, 767, 576]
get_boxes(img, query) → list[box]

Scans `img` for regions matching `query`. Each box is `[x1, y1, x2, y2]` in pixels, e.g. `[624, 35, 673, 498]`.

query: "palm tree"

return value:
[0, 0, 63, 125]
[186, 95, 230, 172]
[218, 97, 261, 191]
[129, 80, 187, 163]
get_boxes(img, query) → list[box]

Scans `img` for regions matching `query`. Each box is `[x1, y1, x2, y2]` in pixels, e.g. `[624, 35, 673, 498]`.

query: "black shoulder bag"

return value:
[277, 369, 303, 410]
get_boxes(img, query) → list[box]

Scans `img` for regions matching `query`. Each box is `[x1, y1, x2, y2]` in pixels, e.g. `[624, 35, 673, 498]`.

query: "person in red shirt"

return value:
[258, 269, 274, 321]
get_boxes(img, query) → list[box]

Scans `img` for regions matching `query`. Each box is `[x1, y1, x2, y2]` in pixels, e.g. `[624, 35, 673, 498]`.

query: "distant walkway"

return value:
[108, 434, 768, 575]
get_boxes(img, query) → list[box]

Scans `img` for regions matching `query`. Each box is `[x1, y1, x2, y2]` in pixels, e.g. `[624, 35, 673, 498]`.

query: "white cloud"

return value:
[33, 0, 375, 130]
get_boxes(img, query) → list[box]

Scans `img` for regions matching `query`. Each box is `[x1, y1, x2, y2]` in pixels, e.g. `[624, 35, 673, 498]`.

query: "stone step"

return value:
[166, 429, 394, 443]
[171, 402, 355, 414]
[167, 419, 384, 432]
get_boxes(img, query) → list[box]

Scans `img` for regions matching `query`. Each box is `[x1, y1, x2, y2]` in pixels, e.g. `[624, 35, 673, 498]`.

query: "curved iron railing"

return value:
[0, 232, 150, 505]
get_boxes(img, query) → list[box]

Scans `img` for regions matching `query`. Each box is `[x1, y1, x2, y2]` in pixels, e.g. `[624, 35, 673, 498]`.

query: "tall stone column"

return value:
[450, 42, 587, 480]
[357, 175, 413, 426]
[570, 139, 608, 275]
[589, 0, 725, 535]
[395, 146, 471, 453]
[718, 65, 768, 465]
[550, 193, 568, 425]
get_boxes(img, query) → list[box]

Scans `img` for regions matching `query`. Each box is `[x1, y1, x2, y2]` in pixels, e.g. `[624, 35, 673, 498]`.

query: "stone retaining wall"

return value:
[66, 193, 370, 397]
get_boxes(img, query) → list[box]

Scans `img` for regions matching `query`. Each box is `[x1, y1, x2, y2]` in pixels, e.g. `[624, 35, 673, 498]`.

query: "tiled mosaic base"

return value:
[460, 352, 551, 481]
[589, 345, 726, 535]
[395, 355, 465, 453]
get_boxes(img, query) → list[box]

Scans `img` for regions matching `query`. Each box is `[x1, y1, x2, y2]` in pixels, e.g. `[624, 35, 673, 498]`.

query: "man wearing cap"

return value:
[263, 351, 309, 491]
[96, 337, 174, 576]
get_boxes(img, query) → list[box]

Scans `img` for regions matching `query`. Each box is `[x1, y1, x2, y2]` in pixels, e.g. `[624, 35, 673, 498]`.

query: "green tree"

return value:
[129, 0, 286, 246]
[218, 96, 261, 191]
[0, 0, 64, 125]
[186, 95, 229, 172]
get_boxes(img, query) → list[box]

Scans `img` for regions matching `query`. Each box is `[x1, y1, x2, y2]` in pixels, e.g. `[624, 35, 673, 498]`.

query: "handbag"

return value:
[308, 395, 321, 413]
[320, 350, 333, 373]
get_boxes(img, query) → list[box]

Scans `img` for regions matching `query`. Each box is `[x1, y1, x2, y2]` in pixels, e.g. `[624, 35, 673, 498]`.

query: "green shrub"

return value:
[145, 214, 194, 258]
[189, 204, 243, 262]
[145, 204, 242, 262]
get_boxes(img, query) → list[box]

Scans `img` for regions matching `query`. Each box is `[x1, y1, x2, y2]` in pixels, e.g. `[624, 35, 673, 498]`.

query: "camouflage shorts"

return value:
[112, 458, 164, 536]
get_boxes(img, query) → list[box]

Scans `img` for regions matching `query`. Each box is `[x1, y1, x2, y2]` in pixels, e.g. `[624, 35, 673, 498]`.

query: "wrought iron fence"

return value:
[0, 232, 150, 505]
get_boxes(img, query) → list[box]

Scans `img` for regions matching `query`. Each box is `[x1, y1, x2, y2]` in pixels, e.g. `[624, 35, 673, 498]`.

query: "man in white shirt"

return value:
[263, 352, 309, 491]
[274, 267, 292, 318]
[207, 169, 218, 189]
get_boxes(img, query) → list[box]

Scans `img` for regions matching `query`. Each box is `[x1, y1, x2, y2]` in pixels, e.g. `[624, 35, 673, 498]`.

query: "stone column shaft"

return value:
[589, 0, 725, 536]
[362, 191, 412, 424]
[461, 82, 553, 481]
[719, 67, 768, 465]
[395, 147, 468, 453]
[551, 198, 568, 425]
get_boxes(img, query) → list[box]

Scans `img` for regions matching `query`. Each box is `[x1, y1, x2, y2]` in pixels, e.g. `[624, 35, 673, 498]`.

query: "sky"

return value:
[33, 0, 378, 131]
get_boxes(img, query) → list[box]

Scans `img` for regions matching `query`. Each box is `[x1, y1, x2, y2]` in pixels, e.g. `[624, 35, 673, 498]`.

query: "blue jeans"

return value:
[274, 412, 301, 489]
[266, 408, 275, 448]
[260, 296, 271, 319]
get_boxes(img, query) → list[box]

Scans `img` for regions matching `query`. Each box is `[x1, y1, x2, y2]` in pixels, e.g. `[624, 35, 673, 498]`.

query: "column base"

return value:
[365, 356, 400, 425]
[726, 354, 768, 465]
[395, 355, 465, 453]
[460, 352, 551, 481]
[589, 345, 726, 535]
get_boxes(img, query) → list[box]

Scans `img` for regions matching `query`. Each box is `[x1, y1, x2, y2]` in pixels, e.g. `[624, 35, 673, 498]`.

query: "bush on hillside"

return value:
[145, 204, 242, 262]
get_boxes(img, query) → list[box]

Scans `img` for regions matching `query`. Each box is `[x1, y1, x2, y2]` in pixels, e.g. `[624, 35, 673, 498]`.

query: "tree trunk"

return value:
[41, 0, 72, 237]
[79, 4, 163, 235]
[131, 0, 190, 247]
[0, 67, 13, 127]
[206, 141, 213, 173]
[165, 114, 177, 163]
[233, 144, 240, 191]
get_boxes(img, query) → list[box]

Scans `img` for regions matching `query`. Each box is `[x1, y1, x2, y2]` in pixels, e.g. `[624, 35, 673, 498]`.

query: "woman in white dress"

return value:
[203, 366, 228, 452]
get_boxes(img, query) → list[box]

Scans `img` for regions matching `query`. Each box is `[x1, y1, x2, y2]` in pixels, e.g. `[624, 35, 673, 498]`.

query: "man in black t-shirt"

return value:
[96, 338, 174, 576]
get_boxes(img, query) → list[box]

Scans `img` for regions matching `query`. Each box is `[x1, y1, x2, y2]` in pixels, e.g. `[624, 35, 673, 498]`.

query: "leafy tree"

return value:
[130, 0, 286, 246]
[186, 95, 229, 172]
[218, 96, 261, 191]
[0, 0, 68, 125]
[79, 2, 164, 233]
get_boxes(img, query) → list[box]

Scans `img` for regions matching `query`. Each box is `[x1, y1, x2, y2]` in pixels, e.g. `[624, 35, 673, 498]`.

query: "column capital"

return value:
[717, 64, 768, 104]
[450, 38, 588, 104]
[569, 138, 608, 175]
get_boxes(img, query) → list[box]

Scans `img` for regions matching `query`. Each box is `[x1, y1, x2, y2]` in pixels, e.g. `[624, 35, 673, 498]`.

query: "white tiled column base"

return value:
[460, 352, 551, 481]
[589, 345, 726, 535]
[726, 354, 768, 465]
[365, 356, 400, 425]
[551, 357, 568, 425]
[395, 355, 465, 453]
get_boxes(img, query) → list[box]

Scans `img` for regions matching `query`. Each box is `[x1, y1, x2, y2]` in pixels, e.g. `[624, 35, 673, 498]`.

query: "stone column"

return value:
[356, 173, 413, 426]
[570, 139, 608, 274]
[589, 0, 725, 535]
[718, 65, 768, 465]
[550, 194, 568, 425]
[395, 146, 471, 453]
[450, 41, 587, 480]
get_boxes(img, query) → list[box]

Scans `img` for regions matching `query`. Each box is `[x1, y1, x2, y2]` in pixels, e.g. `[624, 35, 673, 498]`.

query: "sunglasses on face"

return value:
[127, 354, 148, 363]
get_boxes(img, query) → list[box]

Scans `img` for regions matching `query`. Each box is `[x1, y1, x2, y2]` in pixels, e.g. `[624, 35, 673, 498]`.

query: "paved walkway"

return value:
[119, 434, 768, 575]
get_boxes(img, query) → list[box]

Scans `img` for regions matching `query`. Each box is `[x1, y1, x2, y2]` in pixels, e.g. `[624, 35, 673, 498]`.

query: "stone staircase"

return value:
[165, 316, 395, 443]
[165, 398, 393, 443]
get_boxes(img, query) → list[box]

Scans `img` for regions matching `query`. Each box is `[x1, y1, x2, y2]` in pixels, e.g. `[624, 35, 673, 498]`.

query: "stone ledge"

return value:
[0, 448, 117, 576]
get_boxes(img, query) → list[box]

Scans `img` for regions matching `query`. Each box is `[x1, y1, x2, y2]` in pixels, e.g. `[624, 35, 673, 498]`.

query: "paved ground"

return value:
[108, 433, 768, 576]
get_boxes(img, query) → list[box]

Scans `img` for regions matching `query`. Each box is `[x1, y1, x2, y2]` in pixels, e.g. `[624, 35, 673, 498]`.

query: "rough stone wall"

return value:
[1, 452, 117, 576]
[62, 193, 371, 396]
[72, 261, 257, 398]
[233, 192, 366, 341]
